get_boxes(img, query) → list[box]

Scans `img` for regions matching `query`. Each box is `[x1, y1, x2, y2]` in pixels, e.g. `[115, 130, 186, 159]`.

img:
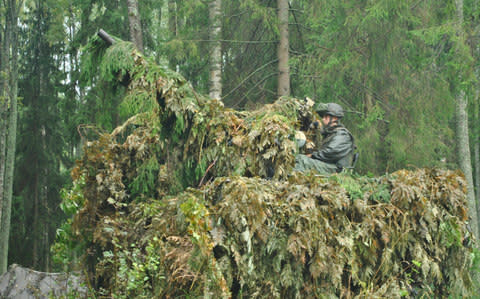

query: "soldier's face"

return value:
[321, 115, 331, 126]
[321, 115, 338, 127]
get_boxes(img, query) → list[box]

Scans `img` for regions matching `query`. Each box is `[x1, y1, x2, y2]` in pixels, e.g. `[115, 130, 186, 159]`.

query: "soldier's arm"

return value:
[311, 130, 353, 163]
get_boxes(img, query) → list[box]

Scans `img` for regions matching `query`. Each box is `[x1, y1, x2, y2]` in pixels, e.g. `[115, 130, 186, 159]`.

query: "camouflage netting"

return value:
[0, 264, 87, 298]
[54, 35, 476, 298]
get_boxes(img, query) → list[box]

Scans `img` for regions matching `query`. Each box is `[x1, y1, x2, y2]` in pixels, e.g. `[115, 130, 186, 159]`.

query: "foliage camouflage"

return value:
[53, 36, 476, 298]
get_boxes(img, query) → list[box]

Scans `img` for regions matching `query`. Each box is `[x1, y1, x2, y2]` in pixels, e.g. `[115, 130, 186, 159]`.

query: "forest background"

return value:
[1, 0, 480, 276]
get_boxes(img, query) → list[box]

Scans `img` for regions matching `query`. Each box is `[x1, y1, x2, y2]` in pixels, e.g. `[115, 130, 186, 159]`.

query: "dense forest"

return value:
[1, 0, 480, 294]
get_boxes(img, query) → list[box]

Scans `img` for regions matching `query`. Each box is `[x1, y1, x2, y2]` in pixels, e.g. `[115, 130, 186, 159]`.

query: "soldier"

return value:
[294, 102, 355, 174]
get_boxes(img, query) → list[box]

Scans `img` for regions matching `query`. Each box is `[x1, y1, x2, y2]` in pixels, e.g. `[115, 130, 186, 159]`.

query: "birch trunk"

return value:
[475, 87, 480, 235]
[456, 91, 478, 238]
[0, 101, 4, 225]
[277, 0, 290, 97]
[208, 0, 222, 100]
[126, 0, 144, 52]
[454, 0, 479, 240]
[0, 9, 8, 224]
[474, 0, 480, 239]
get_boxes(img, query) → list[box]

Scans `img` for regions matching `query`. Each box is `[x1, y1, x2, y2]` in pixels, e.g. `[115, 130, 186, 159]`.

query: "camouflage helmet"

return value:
[315, 102, 344, 118]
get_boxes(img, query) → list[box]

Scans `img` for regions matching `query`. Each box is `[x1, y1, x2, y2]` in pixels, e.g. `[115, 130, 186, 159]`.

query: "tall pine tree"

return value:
[0, 0, 21, 274]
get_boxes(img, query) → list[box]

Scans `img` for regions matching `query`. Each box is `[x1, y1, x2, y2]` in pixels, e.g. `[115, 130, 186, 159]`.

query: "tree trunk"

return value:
[168, 0, 177, 39]
[0, 103, 4, 224]
[32, 174, 39, 269]
[41, 124, 49, 271]
[208, 0, 222, 100]
[126, 0, 144, 52]
[474, 0, 480, 238]
[0, 9, 8, 224]
[168, 0, 179, 72]
[454, 0, 479, 240]
[475, 87, 480, 235]
[277, 0, 290, 97]
[0, 0, 19, 274]
[456, 91, 478, 237]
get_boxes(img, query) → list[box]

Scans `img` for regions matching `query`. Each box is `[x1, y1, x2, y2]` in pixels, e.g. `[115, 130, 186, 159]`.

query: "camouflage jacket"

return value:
[311, 124, 355, 168]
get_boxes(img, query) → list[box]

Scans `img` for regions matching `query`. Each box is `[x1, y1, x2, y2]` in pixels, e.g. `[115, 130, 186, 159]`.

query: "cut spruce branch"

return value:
[97, 29, 115, 46]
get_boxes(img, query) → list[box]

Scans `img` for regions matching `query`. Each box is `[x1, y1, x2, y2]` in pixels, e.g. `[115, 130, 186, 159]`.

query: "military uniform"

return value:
[294, 103, 355, 174]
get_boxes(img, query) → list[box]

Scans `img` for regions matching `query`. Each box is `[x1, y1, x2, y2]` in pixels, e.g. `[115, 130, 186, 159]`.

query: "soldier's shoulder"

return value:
[334, 126, 354, 140]
[334, 125, 351, 134]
